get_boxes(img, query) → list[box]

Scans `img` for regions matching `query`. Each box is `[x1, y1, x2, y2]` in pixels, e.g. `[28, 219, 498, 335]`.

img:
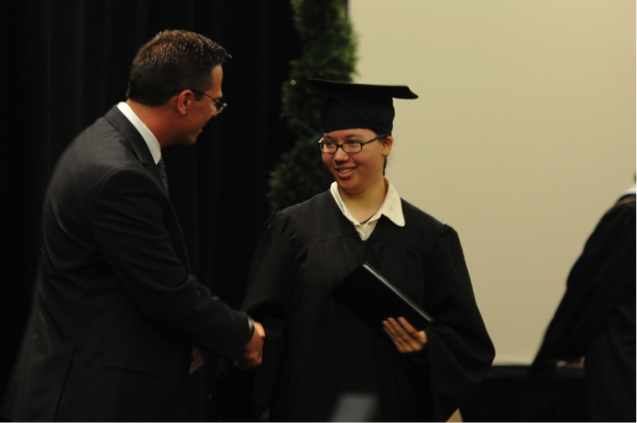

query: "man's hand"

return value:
[234, 322, 265, 370]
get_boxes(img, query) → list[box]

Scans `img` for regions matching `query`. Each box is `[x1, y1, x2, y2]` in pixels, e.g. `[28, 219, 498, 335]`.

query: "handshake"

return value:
[234, 321, 266, 370]
[190, 318, 266, 374]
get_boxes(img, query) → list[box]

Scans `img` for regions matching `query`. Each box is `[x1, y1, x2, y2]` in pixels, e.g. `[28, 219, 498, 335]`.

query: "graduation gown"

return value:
[242, 191, 495, 421]
[525, 193, 636, 422]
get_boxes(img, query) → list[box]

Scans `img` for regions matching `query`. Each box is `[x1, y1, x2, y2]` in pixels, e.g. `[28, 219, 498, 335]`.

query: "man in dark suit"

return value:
[0, 30, 264, 422]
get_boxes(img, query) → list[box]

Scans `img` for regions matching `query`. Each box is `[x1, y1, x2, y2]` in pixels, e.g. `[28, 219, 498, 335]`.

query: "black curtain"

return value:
[0, 0, 300, 403]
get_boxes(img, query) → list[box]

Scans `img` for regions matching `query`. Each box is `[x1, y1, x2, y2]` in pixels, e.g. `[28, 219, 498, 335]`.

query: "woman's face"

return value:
[321, 128, 393, 196]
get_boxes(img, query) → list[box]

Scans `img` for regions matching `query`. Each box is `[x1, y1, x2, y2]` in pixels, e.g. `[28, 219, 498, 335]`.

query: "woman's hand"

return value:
[382, 317, 428, 354]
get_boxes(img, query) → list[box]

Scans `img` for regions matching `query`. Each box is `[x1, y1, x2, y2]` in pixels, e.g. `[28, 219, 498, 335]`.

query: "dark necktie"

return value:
[157, 158, 169, 193]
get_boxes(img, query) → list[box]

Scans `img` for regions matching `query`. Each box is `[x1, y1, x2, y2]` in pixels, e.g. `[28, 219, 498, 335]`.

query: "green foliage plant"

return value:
[267, 0, 357, 215]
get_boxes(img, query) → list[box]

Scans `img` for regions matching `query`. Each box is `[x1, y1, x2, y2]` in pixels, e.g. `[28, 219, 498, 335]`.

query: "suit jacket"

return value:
[1, 106, 252, 422]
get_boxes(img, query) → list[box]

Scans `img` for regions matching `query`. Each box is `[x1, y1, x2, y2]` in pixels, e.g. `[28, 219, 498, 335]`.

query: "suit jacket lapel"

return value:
[103, 105, 191, 272]
[104, 106, 165, 191]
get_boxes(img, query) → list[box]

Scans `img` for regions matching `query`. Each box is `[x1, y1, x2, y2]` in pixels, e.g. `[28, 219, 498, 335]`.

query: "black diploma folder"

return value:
[330, 262, 434, 331]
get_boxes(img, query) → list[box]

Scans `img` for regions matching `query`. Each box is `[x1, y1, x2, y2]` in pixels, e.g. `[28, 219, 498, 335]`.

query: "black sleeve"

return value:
[92, 168, 252, 360]
[423, 225, 496, 420]
[241, 212, 297, 417]
[243, 213, 297, 323]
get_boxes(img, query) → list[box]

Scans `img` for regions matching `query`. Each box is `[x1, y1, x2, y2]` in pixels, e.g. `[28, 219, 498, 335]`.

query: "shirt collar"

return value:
[330, 179, 405, 227]
[624, 184, 636, 195]
[117, 102, 162, 164]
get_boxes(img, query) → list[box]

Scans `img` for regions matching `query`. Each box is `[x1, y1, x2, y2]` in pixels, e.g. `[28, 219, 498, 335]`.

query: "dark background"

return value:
[0, 0, 305, 402]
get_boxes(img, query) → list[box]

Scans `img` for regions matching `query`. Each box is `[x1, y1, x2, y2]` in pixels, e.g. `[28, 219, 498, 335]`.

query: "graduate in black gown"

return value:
[242, 79, 495, 421]
[526, 184, 636, 422]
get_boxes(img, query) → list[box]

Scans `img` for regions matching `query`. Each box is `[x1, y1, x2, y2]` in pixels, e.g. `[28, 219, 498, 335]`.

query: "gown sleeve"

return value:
[241, 212, 297, 417]
[423, 225, 495, 420]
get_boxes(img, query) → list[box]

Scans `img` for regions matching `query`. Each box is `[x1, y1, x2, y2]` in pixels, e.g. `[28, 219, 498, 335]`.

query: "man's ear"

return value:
[176, 90, 195, 115]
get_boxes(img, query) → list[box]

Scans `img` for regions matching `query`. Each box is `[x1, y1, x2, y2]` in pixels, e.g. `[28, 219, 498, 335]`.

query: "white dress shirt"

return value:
[117, 102, 162, 165]
[623, 184, 636, 195]
[330, 179, 406, 241]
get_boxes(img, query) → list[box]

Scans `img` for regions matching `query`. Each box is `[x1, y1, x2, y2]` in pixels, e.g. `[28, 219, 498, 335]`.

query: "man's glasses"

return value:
[192, 90, 227, 114]
[318, 134, 388, 154]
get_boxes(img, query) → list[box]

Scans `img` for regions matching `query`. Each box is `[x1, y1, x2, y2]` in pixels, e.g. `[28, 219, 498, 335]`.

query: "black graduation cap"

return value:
[309, 78, 418, 135]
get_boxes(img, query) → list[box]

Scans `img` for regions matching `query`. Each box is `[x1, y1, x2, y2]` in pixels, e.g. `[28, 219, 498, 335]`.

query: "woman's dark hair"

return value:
[126, 30, 231, 107]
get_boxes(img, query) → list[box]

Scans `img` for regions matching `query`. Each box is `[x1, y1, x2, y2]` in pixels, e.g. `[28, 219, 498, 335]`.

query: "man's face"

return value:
[180, 65, 224, 145]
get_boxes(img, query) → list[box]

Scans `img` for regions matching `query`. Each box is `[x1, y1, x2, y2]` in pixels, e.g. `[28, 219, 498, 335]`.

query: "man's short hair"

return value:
[127, 30, 231, 107]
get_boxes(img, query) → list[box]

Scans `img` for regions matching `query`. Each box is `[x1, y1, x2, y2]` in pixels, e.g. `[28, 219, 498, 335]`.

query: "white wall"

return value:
[350, 0, 635, 364]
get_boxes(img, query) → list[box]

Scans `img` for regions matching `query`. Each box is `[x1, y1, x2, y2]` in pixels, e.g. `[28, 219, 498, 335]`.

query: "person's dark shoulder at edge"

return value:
[609, 193, 636, 215]
[591, 192, 636, 235]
